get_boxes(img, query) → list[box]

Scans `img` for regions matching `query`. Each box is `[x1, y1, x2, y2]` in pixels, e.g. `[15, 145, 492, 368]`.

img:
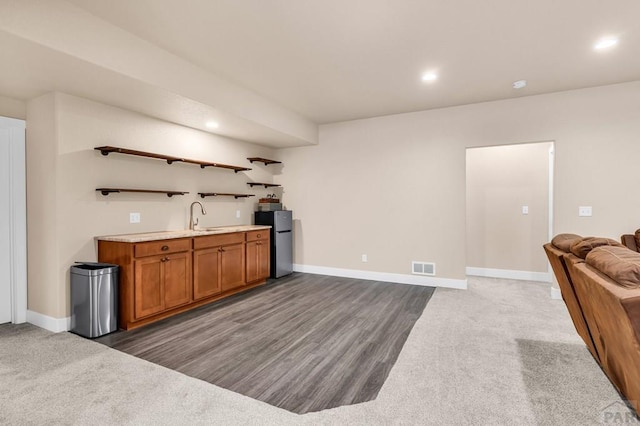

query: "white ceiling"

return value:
[67, 0, 640, 124]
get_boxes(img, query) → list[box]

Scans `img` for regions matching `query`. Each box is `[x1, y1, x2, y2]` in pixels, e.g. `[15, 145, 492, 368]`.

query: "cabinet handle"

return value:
[161, 257, 169, 262]
[257, 234, 261, 238]
[256, 242, 262, 245]
[161, 245, 169, 251]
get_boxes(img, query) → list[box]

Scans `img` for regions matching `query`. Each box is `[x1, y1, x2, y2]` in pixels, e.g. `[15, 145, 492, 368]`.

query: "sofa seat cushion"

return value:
[586, 246, 640, 289]
[551, 233, 582, 252]
[570, 237, 623, 259]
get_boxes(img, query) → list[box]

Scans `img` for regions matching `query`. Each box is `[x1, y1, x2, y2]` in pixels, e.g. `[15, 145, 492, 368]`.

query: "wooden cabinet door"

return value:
[220, 243, 245, 292]
[193, 247, 221, 300]
[134, 256, 164, 319]
[247, 240, 270, 283]
[163, 251, 192, 309]
[257, 240, 270, 280]
[246, 241, 259, 283]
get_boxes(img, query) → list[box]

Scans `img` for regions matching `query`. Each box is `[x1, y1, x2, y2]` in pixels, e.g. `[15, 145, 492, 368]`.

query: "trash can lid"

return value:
[71, 262, 119, 276]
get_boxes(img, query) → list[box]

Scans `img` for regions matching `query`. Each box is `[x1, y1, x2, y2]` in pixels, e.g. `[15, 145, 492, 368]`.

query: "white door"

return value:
[0, 127, 12, 323]
[0, 116, 27, 324]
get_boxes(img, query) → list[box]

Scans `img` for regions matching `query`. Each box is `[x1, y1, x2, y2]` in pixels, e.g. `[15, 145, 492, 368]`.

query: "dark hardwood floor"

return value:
[97, 273, 434, 414]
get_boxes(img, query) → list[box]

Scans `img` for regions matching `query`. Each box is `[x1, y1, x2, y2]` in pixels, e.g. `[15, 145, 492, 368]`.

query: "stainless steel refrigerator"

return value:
[254, 210, 293, 278]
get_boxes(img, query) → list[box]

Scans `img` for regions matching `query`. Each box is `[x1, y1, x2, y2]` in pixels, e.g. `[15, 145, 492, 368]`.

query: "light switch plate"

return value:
[522, 206, 529, 215]
[578, 206, 592, 217]
[361, 254, 368, 263]
[236, 210, 241, 218]
[130, 212, 141, 223]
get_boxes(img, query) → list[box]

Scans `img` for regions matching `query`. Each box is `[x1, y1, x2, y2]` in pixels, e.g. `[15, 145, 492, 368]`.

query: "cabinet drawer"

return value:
[246, 230, 269, 242]
[194, 232, 244, 250]
[134, 238, 191, 258]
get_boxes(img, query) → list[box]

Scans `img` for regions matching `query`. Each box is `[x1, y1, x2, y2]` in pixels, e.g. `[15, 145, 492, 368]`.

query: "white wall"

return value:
[466, 142, 551, 273]
[24, 81, 640, 318]
[27, 92, 280, 320]
[26, 93, 60, 319]
[277, 81, 640, 281]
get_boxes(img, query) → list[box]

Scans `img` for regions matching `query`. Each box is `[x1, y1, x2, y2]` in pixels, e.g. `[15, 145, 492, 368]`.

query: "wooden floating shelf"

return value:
[198, 192, 256, 199]
[247, 182, 281, 188]
[95, 146, 252, 173]
[96, 188, 189, 197]
[247, 157, 282, 166]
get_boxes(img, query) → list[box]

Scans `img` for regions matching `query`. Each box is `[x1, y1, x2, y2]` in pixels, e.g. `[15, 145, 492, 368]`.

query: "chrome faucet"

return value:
[189, 201, 206, 230]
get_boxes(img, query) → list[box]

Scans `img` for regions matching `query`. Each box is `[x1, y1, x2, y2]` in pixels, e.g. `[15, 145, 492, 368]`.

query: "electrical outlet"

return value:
[129, 212, 141, 223]
[578, 206, 593, 217]
[236, 210, 241, 219]
[522, 206, 529, 215]
[361, 254, 368, 262]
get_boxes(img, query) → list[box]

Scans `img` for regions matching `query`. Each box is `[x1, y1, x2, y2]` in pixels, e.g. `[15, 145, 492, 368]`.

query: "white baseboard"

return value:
[26, 310, 70, 333]
[293, 264, 467, 290]
[466, 267, 551, 283]
[550, 287, 563, 300]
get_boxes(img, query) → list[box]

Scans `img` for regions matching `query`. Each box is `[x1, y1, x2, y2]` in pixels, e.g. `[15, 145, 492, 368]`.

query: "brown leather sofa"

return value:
[543, 234, 599, 361]
[621, 229, 640, 252]
[544, 235, 640, 414]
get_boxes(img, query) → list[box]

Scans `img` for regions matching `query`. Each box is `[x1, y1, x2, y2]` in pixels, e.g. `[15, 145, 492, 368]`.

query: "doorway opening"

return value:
[465, 141, 554, 282]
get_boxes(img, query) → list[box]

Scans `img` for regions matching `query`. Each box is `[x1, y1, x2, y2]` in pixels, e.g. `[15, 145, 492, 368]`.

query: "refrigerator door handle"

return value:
[277, 230, 292, 233]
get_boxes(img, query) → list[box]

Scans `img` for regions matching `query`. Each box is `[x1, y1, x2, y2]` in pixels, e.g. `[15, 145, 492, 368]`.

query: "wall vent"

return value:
[412, 261, 436, 276]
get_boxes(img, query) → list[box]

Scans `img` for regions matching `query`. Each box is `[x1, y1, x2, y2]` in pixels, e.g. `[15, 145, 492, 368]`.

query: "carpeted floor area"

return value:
[0, 275, 632, 425]
[516, 339, 621, 425]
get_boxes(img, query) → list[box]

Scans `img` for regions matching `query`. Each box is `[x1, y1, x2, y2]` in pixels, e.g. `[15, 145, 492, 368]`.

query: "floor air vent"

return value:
[412, 261, 436, 276]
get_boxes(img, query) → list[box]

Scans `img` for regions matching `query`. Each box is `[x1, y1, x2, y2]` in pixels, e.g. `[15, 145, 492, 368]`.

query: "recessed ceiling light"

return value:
[206, 121, 219, 129]
[421, 72, 438, 82]
[513, 80, 527, 89]
[594, 37, 618, 50]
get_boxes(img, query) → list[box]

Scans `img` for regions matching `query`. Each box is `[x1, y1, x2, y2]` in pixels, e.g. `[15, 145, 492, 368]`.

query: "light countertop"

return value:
[96, 225, 271, 243]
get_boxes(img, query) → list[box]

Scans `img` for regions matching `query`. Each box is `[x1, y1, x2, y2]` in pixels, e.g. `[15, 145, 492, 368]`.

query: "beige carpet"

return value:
[0, 276, 631, 425]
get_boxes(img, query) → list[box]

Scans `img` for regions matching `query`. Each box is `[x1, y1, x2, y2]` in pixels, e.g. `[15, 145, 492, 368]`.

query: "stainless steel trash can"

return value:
[70, 262, 119, 338]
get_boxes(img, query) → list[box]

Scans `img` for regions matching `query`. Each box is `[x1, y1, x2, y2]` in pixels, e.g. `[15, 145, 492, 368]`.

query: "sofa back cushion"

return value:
[570, 237, 623, 259]
[635, 229, 640, 252]
[551, 233, 582, 252]
[586, 246, 640, 289]
[621, 234, 638, 252]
